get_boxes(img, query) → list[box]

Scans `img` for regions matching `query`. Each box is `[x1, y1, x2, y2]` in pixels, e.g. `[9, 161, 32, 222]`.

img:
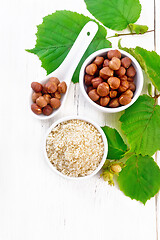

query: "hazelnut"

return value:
[123, 89, 133, 98]
[119, 94, 132, 105]
[103, 59, 109, 67]
[127, 77, 134, 82]
[36, 96, 48, 108]
[31, 103, 42, 115]
[54, 91, 61, 99]
[126, 65, 136, 77]
[129, 82, 136, 92]
[58, 81, 67, 94]
[84, 74, 94, 86]
[99, 67, 113, 79]
[115, 67, 126, 77]
[42, 84, 48, 94]
[86, 86, 94, 93]
[49, 77, 60, 85]
[118, 80, 129, 92]
[91, 77, 103, 88]
[32, 92, 42, 103]
[100, 96, 110, 106]
[43, 94, 51, 104]
[97, 82, 110, 97]
[50, 98, 61, 109]
[107, 50, 121, 59]
[109, 57, 121, 70]
[94, 56, 104, 66]
[120, 75, 127, 81]
[111, 164, 122, 173]
[86, 63, 97, 75]
[31, 82, 43, 93]
[107, 77, 120, 89]
[88, 89, 100, 102]
[121, 57, 132, 68]
[45, 81, 57, 93]
[110, 90, 117, 98]
[109, 98, 120, 108]
[42, 105, 53, 116]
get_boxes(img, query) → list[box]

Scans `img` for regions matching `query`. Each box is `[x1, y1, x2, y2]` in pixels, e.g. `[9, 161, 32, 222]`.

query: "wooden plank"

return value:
[0, 0, 158, 239]
[155, 0, 160, 239]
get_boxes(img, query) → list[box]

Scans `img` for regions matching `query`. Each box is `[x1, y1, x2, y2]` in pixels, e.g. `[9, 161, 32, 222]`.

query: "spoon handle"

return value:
[54, 21, 98, 83]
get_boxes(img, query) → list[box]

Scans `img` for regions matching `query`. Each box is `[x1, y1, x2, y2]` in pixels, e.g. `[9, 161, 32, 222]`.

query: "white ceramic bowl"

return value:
[79, 48, 143, 113]
[43, 115, 108, 180]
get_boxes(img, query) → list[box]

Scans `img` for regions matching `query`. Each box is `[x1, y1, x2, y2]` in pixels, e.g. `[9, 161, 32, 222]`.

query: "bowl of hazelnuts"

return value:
[79, 49, 143, 113]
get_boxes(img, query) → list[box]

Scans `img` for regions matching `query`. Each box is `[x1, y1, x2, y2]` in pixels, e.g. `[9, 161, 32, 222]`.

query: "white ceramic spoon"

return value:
[30, 21, 98, 120]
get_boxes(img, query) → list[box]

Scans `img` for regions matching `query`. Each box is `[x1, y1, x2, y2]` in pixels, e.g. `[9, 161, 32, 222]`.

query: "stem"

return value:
[107, 30, 154, 39]
[151, 89, 160, 99]
[153, 86, 159, 99]
[154, 94, 160, 99]
[128, 24, 133, 33]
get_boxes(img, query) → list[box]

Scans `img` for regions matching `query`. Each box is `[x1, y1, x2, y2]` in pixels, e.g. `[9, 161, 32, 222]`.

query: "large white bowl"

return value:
[79, 48, 143, 113]
[43, 115, 108, 180]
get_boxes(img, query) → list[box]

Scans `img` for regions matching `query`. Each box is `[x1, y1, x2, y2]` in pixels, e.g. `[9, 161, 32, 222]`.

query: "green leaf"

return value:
[120, 95, 160, 156]
[135, 47, 160, 91]
[119, 40, 160, 91]
[84, 0, 141, 31]
[129, 23, 148, 34]
[102, 126, 127, 159]
[118, 154, 160, 204]
[26, 10, 112, 83]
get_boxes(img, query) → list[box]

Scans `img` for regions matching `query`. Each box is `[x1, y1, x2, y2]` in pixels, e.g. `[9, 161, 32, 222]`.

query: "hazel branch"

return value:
[154, 94, 160, 99]
[151, 91, 160, 100]
[107, 30, 154, 39]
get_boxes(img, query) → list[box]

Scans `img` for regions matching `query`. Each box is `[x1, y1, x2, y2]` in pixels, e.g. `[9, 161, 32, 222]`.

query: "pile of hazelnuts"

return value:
[31, 77, 67, 116]
[84, 49, 136, 108]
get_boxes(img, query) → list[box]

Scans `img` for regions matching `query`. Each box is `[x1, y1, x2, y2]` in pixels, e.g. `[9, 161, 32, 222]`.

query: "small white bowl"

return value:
[79, 48, 143, 113]
[43, 115, 108, 180]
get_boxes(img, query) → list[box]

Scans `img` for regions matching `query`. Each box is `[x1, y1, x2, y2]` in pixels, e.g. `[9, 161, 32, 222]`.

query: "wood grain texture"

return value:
[0, 0, 159, 239]
[155, 0, 160, 238]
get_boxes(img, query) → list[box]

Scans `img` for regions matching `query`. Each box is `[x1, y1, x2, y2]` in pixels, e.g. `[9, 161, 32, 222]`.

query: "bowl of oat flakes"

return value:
[44, 116, 108, 179]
